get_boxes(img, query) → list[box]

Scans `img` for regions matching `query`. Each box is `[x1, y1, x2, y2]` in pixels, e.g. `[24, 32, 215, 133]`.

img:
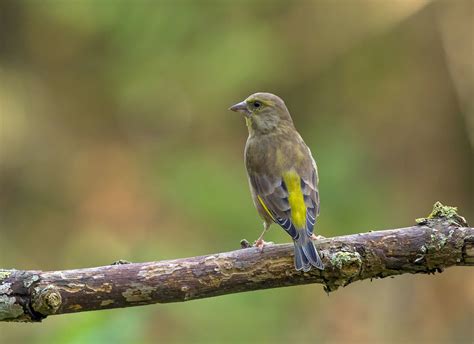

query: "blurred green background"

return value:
[1, 0, 473, 343]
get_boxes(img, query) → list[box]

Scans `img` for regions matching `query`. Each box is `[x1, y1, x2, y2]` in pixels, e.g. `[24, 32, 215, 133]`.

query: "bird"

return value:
[229, 92, 324, 272]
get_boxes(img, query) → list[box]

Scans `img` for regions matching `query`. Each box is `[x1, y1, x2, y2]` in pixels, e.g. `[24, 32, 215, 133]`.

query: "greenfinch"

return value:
[230, 92, 324, 271]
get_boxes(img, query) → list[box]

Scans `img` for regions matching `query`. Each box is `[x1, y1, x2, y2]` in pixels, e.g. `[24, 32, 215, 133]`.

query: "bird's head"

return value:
[229, 92, 293, 135]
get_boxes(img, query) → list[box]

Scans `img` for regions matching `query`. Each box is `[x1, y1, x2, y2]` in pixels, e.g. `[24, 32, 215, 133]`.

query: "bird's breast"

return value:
[245, 133, 308, 175]
[245, 135, 279, 174]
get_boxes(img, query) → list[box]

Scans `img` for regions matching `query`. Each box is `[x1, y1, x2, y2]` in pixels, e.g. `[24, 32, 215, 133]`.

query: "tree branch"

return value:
[1, 202, 472, 322]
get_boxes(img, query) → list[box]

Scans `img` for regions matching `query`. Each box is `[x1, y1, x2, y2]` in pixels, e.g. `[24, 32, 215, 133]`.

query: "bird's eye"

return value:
[253, 101, 262, 108]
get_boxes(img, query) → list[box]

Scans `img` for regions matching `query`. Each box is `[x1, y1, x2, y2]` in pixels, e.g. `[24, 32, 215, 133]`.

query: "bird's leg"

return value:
[310, 233, 326, 241]
[254, 222, 272, 252]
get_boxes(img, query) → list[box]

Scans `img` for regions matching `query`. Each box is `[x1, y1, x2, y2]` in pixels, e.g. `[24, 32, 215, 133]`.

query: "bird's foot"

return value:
[253, 239, 273, 252]
[310, 234, 325, 241]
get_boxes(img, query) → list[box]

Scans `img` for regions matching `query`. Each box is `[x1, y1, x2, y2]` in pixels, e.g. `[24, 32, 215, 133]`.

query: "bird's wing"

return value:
[299, 153, 320, 233]
[249, 165, 319, 239]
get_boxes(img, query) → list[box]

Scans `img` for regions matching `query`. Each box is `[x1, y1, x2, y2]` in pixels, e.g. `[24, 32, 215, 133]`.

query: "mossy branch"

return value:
[1, 202, 472, 323]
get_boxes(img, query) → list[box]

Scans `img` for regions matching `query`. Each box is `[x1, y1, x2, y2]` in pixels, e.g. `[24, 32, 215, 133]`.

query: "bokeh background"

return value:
[1, 0, 473, 343]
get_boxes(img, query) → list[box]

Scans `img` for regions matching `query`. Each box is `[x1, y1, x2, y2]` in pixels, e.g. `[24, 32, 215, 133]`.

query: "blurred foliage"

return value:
[0, 0, 473, 343]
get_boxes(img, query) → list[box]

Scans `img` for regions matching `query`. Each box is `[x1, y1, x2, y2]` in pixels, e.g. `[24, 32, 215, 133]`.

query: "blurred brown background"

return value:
[1, 0, 473, 343]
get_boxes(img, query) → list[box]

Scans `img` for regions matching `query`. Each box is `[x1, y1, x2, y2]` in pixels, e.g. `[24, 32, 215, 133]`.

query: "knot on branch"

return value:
[32, 286, 62, 316]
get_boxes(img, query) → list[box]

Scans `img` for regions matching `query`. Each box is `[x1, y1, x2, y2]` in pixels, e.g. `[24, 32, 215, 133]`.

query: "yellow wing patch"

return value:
[257, 195, 276, 221]
[283, 171, 306, 229]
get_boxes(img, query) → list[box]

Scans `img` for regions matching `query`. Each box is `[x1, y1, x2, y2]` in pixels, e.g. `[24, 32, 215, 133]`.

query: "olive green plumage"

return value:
[230, 92, 324, 271]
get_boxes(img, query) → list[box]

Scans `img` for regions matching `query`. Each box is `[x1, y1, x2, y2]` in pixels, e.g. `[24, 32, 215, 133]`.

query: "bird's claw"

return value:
[310, 234, 325, 241]
[253, 239, 274, 252]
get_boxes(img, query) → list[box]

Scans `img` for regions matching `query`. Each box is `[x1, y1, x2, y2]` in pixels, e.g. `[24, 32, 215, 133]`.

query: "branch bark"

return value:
[1, 203, 472, 322]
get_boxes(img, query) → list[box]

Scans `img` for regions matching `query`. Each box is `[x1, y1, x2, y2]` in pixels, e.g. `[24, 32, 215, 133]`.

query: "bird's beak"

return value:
[229, 101, 250, 116]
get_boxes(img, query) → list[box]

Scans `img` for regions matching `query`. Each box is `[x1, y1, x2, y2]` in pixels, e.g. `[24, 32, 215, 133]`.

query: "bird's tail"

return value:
[293, 233, 324, 272]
